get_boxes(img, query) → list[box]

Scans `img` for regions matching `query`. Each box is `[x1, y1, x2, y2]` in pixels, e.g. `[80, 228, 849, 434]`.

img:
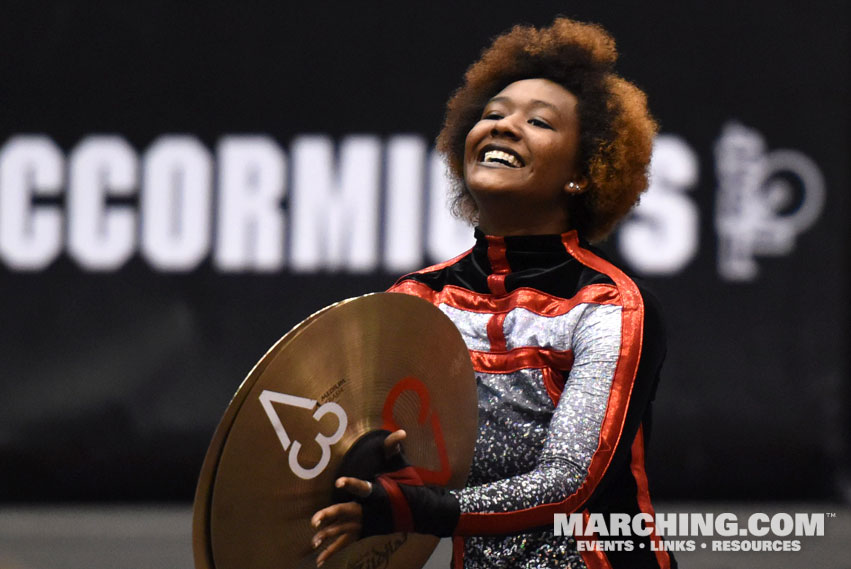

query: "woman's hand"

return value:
[310, 430, 407, 567]
[310, 477, 369, 567]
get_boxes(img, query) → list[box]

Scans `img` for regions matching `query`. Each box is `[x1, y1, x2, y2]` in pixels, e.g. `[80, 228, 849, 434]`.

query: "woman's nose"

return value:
[491, 115, 521, 139]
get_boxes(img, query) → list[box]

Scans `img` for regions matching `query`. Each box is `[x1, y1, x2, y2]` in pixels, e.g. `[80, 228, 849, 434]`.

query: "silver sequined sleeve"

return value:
[452, 302, 623, 520]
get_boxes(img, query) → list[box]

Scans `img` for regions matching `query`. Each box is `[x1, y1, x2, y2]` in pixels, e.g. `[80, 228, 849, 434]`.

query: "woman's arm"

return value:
[453, 296, 665, 534]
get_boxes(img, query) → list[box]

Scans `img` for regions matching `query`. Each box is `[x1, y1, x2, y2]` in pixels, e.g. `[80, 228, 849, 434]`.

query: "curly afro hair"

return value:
[436, 17, 657, 241]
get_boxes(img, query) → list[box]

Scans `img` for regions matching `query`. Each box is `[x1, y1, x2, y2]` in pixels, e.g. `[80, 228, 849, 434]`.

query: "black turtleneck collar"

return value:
[470, 227, 582, 276]
[472, 227, 575, 253]
[399, 228, 612, 297]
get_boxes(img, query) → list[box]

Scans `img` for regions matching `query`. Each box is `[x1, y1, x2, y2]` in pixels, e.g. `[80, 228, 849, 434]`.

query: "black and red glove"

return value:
[333, 430, 460, 537]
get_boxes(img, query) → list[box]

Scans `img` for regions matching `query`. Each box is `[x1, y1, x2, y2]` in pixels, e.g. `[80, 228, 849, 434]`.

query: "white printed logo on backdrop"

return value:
[620, 125, 825, 281]
[714, 122, 825, 281]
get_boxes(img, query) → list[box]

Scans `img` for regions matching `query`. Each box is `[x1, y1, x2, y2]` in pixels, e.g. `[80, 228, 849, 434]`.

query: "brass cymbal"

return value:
[193, 293, 478, 569]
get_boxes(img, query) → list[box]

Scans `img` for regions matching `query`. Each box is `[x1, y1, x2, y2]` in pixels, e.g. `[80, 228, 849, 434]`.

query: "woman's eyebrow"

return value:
[528, 99, 562, 117]
[486, 96, 562, 117]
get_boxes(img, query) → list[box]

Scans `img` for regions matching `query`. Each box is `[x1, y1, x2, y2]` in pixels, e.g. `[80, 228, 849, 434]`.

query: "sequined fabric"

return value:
[440, 303, 620, 568]
[463, 534, 586, 569]
[448, 303, 622, 512]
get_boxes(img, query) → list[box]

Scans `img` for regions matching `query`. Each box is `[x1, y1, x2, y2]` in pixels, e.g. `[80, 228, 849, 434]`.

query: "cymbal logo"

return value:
[258, 389, 347, 480]
[381, 376, 452, 485]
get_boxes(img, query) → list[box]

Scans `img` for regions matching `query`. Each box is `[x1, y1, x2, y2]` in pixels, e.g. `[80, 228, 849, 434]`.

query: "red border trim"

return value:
[451, 536, 465, 568]
[388, 280, 620, 317]
[395, 247, 474, 278]
[469, 347, 574, 374]
[631, 425, 671, 569]
[578, 510, 615, 569]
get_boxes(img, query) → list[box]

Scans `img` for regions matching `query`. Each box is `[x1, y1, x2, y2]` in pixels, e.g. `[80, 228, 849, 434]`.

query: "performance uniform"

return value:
[388, 229, 674, 569]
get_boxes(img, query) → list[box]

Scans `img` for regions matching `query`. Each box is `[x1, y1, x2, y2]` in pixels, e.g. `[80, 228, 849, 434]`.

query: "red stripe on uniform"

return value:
[468, 347, 574, 374]
[452, 536, 465, 568]
[486, 312, 508, 352]
[578, 510, 615, 569]
[396, 248, 474, 278]
[388, 280, 620, 317]
[485, 235, 509, 296]
[631, 425, 671, 569]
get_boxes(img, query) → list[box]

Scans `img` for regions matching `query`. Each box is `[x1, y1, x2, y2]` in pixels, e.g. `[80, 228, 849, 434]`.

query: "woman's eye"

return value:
[529, 118, 552, 129]
[483, 112, 503, 120]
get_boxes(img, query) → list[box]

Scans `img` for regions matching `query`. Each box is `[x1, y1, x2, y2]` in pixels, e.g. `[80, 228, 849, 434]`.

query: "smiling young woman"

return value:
[311, 17, 673, 569]
[463, 78, 583, 235]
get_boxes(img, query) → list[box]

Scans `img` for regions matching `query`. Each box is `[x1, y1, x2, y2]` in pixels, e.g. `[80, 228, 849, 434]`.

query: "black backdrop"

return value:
[0, 1, 848, 502]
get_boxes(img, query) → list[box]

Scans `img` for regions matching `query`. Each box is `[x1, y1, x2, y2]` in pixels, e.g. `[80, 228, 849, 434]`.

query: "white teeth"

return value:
[483, 149, 522, 168]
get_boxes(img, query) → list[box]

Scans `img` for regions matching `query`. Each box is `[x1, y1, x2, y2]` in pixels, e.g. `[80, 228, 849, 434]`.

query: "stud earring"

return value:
[568, 182, 580, 191]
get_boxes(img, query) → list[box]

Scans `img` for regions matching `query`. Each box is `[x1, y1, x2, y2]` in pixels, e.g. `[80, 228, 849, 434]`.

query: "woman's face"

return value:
[463, 78, 582, 228]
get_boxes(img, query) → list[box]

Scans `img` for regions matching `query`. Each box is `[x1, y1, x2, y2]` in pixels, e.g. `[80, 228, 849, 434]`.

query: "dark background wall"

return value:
[0, 1, 848, 502]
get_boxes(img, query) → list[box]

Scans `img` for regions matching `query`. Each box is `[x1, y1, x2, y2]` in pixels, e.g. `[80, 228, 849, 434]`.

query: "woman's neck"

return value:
[476, 208, 572, 237]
